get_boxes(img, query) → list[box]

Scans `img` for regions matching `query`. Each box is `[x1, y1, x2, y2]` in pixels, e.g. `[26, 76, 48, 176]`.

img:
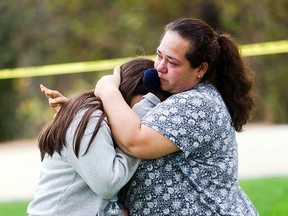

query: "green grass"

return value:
[0, 177, 287, 216]
[240, 176, 288, 216]
[0, 200, 30, 216]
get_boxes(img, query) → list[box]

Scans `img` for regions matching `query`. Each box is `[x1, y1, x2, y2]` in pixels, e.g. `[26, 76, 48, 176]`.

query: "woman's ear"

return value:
[198, 62, 208, 78]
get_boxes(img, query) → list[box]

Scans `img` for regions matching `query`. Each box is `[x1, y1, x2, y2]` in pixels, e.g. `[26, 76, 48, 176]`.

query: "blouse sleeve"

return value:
[141, 89, 226, 157]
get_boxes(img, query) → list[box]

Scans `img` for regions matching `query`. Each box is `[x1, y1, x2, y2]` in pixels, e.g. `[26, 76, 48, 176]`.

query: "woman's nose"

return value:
[156, 60, 168, 73]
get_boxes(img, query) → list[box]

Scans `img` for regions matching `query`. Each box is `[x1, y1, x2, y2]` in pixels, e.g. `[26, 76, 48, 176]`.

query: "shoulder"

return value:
[155, 82, 220, 111]
[74, 109, 106, 123]
[69, 109, 109, 135]
[173, 82, 219, 101]
[142, 82, 227, 134]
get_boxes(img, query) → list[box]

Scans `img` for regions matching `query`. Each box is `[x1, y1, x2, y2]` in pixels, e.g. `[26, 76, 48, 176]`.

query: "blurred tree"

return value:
[0, 1, 31, 140]
[252, 54, 288, 123]
[219, 0, 288, 122]
[0, 0, 287, 141]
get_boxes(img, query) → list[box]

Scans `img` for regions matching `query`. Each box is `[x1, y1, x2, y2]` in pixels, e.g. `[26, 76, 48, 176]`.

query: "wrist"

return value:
[99, 85, 119, 101]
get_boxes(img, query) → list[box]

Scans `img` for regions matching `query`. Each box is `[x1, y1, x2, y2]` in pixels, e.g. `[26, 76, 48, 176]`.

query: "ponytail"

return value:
[214, 34, 254, 131]
[165, 18, 255, 131]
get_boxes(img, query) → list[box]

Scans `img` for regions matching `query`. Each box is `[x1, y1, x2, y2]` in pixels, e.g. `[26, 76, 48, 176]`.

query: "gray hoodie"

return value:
[27, 93, 160, 216]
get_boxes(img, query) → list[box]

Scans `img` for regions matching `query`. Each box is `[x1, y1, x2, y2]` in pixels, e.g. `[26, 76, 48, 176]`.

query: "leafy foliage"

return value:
[0, 0, 287, 141]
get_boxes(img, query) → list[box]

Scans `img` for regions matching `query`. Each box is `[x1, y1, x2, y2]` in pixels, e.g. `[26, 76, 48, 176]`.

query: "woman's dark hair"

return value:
[39, 58, 154, 160]
[165, 18, 254, 132]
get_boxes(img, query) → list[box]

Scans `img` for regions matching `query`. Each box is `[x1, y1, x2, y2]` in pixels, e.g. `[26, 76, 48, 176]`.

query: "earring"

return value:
[198, 75, 201, 78]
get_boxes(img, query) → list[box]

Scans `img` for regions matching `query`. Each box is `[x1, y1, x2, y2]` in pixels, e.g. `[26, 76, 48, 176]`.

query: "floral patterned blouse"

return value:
[126, 82, 259, 216]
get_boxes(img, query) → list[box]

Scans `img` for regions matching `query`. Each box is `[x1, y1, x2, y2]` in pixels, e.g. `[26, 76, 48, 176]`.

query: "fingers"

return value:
[40, 84, 62, 99]
[113, 65, 121, 75]
[113, 65, 121, 86]
[40, 84, 55, 98]
[48, 97, 66, 107]
[48, 90, 63, 99]
[94, 66, 121, 98]
[41, 84, 55, 101]
[40, 84, 68, 115]
[48, 96, 65, 116]
[40, 84, 48, 94]
[48, 98, 59, 107]
[52, 105, 61, 114]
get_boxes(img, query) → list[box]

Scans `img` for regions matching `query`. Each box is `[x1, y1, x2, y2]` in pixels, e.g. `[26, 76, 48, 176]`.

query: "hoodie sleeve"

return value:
[66, 110, 140, 199]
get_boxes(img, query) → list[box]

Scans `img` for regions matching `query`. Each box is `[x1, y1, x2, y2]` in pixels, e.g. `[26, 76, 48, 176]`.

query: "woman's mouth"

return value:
[159, 76, 165, 83]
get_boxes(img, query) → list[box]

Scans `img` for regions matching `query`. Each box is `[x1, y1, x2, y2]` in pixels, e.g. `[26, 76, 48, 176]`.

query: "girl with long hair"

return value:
[27, 58, 166, 216]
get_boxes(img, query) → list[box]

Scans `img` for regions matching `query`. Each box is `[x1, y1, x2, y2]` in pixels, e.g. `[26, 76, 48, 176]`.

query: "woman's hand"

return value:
[94, 65, 179, 159]
[94, 65, 121, 99]
[40, 84, 68, 115]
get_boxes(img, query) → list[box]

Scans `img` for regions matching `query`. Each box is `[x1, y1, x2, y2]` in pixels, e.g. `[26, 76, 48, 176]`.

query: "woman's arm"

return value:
[95, 67, 179, 159]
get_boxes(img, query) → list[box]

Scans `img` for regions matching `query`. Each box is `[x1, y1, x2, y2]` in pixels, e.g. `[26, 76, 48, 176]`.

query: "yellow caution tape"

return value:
[0, 56, 143, 80]
[240, 40, 288, 56]
[0, 40, 287, 79]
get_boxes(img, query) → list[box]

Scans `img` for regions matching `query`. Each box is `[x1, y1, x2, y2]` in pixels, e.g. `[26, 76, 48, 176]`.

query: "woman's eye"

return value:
[169, 62, 177, 66]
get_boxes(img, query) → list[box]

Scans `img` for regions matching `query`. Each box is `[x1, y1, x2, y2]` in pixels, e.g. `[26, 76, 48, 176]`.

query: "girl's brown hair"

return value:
[39, 58, 154, 160]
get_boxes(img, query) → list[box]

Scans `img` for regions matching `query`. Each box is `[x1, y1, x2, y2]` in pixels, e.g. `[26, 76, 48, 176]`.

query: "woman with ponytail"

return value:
[95, 18, 258, 215]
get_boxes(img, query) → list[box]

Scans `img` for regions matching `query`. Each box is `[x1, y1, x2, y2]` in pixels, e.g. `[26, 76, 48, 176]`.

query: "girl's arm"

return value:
[95, 66, 179, 159]
[66, 112, 140, 199]
[40, 84, 68, 115]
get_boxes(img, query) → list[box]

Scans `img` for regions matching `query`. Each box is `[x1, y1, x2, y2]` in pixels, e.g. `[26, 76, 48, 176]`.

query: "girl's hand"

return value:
[40, 84, 68, 114]
[94, 65, 121, 99]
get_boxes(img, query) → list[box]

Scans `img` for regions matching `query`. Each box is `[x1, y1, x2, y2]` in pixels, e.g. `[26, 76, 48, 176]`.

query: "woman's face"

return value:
[155, 30, 200, 94]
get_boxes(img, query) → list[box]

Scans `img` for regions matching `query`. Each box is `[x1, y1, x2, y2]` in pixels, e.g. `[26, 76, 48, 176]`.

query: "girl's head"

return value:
[39, 58, 156, 160]
[119, 58, 154, 107]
